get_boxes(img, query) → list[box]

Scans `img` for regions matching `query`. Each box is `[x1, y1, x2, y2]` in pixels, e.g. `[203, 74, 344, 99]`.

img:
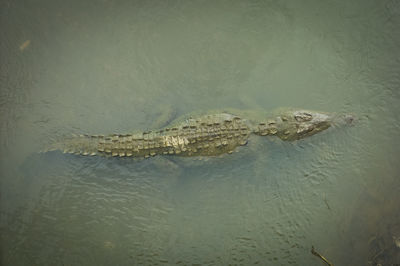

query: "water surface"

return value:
[1, 0, 400, 265]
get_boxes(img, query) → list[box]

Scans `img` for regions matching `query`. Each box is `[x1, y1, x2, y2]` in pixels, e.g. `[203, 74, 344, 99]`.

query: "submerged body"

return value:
[48, 109, 352, 158]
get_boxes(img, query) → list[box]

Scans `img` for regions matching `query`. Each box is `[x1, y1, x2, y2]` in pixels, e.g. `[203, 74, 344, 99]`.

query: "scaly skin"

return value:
[48, 109, 353, 158]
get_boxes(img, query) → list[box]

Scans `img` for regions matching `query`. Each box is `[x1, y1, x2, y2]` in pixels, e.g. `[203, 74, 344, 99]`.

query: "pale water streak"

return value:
[1, 0, 400, 265]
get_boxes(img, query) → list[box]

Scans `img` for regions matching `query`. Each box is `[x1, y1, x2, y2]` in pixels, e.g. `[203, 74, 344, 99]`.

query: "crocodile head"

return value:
[274, 110, 333, 141]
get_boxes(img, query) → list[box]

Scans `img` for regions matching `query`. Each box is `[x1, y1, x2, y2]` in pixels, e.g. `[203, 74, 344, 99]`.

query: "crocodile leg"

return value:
[149, 104, 177, 130]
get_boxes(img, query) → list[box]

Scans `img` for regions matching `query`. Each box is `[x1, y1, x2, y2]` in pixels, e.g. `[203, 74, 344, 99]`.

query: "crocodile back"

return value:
[51, 113, 251, 158]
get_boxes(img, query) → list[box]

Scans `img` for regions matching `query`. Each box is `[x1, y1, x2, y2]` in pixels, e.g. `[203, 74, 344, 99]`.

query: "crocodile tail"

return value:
[42, 134, 100, 156]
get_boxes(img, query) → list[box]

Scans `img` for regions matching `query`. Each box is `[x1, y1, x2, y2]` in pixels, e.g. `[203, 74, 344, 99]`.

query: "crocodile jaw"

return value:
[275, 110, 332, 141]
[293, 110, 331, 140]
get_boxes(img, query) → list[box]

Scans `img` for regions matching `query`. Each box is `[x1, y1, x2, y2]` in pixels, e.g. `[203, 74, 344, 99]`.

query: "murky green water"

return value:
[1, 0, 400, 265]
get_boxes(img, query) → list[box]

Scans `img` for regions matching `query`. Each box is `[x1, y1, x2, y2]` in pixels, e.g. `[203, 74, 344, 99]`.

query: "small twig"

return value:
[311, 246, 334, 266]
[323, 194, 331, 210]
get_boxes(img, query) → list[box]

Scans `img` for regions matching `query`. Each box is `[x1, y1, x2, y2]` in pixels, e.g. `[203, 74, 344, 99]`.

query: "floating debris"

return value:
[311, 246, 334, 266]
[19, 40, 31, 51]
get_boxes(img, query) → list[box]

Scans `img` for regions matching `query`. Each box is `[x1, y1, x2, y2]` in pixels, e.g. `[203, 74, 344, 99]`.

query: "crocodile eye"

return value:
[294, 112, 313, 122]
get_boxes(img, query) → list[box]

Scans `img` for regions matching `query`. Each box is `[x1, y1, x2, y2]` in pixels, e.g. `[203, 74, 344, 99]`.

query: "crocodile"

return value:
[46, 109, 354, 158]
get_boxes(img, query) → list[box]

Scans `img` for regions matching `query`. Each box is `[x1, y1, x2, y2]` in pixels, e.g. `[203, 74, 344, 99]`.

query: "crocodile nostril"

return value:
[344, 115, 355, 124]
